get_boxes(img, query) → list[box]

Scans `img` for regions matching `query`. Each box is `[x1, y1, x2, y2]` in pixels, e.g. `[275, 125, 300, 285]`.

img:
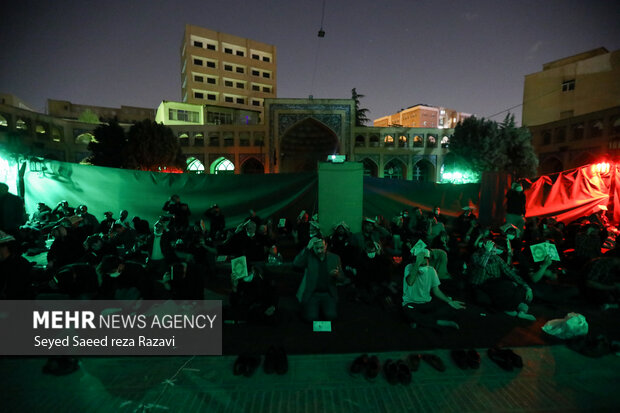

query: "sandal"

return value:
[350, 354, 369, 375]
[421, 354, 446, 372]
[396, 360, 412, 384]
[487, 347, 513, 371]
[407, 353, 421, 372]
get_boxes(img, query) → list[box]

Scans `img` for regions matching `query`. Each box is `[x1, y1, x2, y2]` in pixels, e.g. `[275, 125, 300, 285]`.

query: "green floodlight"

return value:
[441, 169, 480, 184]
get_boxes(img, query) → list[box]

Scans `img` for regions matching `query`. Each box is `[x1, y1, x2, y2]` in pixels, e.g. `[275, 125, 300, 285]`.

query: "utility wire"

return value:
[310, 0, 327, 97]
[486, 86, 562, 120]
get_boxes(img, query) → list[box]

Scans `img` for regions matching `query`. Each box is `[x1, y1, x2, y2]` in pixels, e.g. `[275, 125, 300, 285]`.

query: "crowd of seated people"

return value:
[1, 193, 619, 333]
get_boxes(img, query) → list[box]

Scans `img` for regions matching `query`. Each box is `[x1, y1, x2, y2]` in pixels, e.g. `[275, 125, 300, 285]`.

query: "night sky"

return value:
[1, 0, 618, 125]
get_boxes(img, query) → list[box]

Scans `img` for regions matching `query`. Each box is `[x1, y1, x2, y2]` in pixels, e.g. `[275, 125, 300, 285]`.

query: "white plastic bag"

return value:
[542, 312, 588, 339]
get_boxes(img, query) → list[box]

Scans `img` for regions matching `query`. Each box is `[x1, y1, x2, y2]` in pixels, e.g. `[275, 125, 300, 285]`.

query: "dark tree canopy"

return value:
[450, 114, 538, 179]
[87, 120, 126, 168]
[87, 119, 185, 172]
[352, 88, 370, 126]
[124, 120, 185, 171]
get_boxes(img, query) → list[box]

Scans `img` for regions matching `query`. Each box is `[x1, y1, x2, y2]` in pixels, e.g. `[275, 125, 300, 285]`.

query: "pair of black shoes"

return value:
[487, 347, 523, 371]
[451, 349, 481, 370]
[263, 346, 288, 375]
[350, 354, 381, 379]
[233, 354, 261, 377]
[383, 359, 411, 385]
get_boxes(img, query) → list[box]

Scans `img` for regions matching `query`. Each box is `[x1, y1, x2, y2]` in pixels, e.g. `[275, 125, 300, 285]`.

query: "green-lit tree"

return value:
[352, 88, 370, 126]
[123, 120, 186, 172]
[78, 109, 100, 124]
[449, 114, 538, 179]
[87, 120, 126, 168]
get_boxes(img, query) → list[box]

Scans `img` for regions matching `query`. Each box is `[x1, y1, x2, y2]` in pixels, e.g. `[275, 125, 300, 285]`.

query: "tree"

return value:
[352, 88, 370, 126]
[123, 120, 186, 172]
[449, 114, 538, 179]
[78, 109, 100, 124]
[87, 120, 126, 168]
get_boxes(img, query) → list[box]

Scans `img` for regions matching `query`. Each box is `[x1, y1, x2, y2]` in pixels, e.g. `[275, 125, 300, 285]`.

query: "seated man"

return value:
[469, 240, 535, 320]
[584, 256, 620, 308]
[229, 264, 278, 324]
[402, 249, 465, 330]
[294, 237, 342, 322]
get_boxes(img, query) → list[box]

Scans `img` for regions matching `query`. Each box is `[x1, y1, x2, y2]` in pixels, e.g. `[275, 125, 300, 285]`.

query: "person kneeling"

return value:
[402, 249, 466, 330]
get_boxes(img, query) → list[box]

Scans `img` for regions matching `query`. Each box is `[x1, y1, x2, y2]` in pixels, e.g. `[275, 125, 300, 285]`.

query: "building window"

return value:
[224, 48, 233, 54]
[236, 66, 244, 74]
[355, 135, 365, 147]
[194, 75, 204, 82]
[206, 61, 216, 68]
[193, 58, 202, 66]
[252, 100, 260, 106]
[572, 124, 584, 140]
[427, 135, 437, 147]
[262, 56, 270, 62]
[224, 80, 233, 87]
[207, 112, 232, 124]
[542, 130, 551, 145]
[562, 79, 575, 92]
[369, 135, 379, 147]
[224, 137, 234, 146]
[554, 127, 566, 143]
[240, 138, 250, 146]
[384, 135, 394, 146]
[207, 94, 217, 101]
[224, 96, 233, 103]
[224, 64, 233, 71]
[441, 136, 450, 148]
[194, 133, 204, 146]
[193, 41, 203, 48]
[194, 92, 204, 99]
[413, 135, 423, 147]
[207, 77, 216, 84]
[252, 54, 259, 60]
[262, 72, 270, 78]
[212, 157, 234, 174]
[236, 97, 244, 104]
[206, 44, 216, 51]
[262, 86, 271, 93]
[16, 118, 28, 131]
[168, 109, 200, 123]
[236, 50, 244, 57]
[186, 157, 205, 173]
[252, 85, 260, 91]
[236, 82, 244, 89]
[590, 120, 604, 138]
[179, 133, 189, 146]
[398, 135, 407, 147]
[209, 135, 220, 146]
[0, 114, 8, 128]
[252, 70, 260, 76]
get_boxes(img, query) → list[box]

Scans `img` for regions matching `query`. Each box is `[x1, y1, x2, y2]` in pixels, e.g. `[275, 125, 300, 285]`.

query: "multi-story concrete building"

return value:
[47, 99, 155, 124]
[523, 48, 620, 174]
[180, 25, 277, 122]
[373, 104, 470, 129]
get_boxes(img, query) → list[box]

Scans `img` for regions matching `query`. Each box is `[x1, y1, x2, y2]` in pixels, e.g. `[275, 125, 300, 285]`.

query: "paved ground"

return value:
[1, 345, 619, 412]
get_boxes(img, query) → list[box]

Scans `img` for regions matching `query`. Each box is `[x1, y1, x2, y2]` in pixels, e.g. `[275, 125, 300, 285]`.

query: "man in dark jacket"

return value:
[294, 237, 343, 322]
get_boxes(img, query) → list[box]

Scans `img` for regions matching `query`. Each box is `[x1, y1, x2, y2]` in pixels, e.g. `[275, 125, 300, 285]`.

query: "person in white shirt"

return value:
[402, 249, 466, 329]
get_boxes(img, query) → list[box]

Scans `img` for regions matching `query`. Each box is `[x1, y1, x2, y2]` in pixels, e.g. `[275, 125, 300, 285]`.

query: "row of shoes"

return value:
[350, 348, 521, 381]
[234, 346, 288, 377]
[349, 353, 451, 384]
